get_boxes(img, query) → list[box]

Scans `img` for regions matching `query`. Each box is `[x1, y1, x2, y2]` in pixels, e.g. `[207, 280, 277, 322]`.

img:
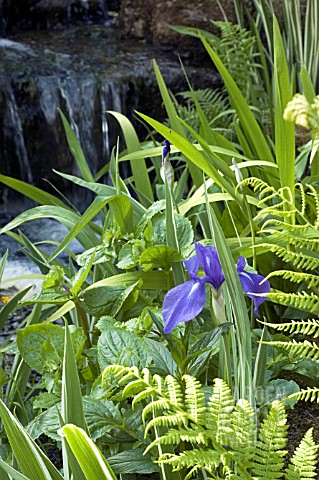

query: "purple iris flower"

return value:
[162, 242, 270, 334]
[162, 139, 170, 164]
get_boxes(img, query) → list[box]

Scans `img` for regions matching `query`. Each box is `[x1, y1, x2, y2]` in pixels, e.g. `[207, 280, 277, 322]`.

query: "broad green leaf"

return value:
[117, 240, 144, 270]
[98, 327, 152, 370]
[81, 270, 171, 290]
[0, 398, 63, 480]
[108, 195, 134, 234]
[140, 245, 181, 271]
[69, 250, 95, 296]
[42, 265, 65, 289]
[145, 338, 178, 376]
[83, 398, 122, 441]
[79, 281, 141, 317]
[59, 109, 95, 182]
[152, 213, 194, 252]
[0, 459, 29, 480]
[59, 424, 117, 480]
[17, 324, 85, 373]
[108, 448, 159, 474]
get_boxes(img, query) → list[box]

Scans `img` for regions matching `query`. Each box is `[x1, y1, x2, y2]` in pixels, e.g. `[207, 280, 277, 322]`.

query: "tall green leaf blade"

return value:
[0, 399, 63, 480]
[0, 206, 98, 250]
[109, 111, 153, 205]
[153, 59, 202, 187]
[273, 16, 295, 200]
[0, 174, 67, 208]
[137, 113, 238, 199]
[59, 424, 117, 480]
[48, 195, 113, 261]
[61, 323, 87, 480]
[201, 36, 274, 163]
[59, 110, 95, 182]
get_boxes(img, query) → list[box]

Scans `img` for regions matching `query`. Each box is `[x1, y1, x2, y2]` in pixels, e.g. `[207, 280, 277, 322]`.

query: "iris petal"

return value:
[162, 279, 206, 334]
[183, 256, 200, 279]
[194, 242, 224, 290]
[238, 270, 270, 315]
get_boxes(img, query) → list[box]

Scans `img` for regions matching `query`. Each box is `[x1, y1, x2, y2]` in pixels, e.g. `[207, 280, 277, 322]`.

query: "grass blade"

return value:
[59, 424, 117, 480]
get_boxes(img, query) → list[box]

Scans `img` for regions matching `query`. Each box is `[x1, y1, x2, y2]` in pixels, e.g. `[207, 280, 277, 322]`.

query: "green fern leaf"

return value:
[287, 387, 319, 403]
[165, 375, 183, 408]
[230, 399, 256, 469]
[284, 428, 318, 479]
[145, 412, 188, 436]
[266, 291, 319, 314]
[263, 339, 319, 362]
[183, 374, 206, 424]
[208, 378, 234, 444]
[265, 270, 319, 289]
[257, 245, 319, 270]
[253, 401, 288, 479]
[260, 319, 319, 337]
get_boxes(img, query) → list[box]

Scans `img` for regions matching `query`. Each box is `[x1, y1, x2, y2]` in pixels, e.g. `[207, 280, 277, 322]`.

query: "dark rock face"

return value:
[0, 26, 218, 215]
[1, 0, 119, 34]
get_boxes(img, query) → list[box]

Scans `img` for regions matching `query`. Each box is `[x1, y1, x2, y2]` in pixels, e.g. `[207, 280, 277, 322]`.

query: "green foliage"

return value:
[101, 367, 318, 479]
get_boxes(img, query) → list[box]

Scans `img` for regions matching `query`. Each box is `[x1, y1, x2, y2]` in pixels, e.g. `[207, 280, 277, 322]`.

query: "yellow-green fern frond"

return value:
[265, 270, 319, 289]
[165, 375, 183, 408]
[159, 448, 220, 475]
[183, 374, 206, 424]
[253, 401, 288, 480]
[145, 412, 188, 436]
[284, 428, 318, 479]
[257, 245, 319, 270]
[208, 378, 234, 444]
[260, 319, 319, 337]
[287, 387, 319, 403]
[267, 291, 319, 314]
[261, 219, 312, 234]
[262, 231, 319, 252]
[263, 340, 319, 362]
[229, 399, 256, 469]
[145, 427, 208, 455]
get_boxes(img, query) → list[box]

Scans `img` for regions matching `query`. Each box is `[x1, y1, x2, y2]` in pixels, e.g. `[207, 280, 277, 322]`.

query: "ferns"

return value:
[102, 366, 318, 478]
[253, 401, 288, 479]
[284, 429, 318, 479]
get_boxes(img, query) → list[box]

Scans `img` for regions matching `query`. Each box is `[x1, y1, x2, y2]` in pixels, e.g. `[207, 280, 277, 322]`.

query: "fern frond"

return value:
[261, 220, 312, 234]
[230, 399, 256, 469]
[239, 177, 276, 200]
[183, 374, 206, 424]
[263, 339, 319, 362]
[307, 184, 319, 228]
[145, 427, 208, 455]
[145, 412, 188, 436]
[260, 319, 319, 337]
[267, 291, 319, 314]
[141, 399, 171, 423]
[165, 375, 183, 408]
[208, 378, 234, 444]
[253, 401, 288, 479]
[256, 244, 319, 270]
[261, 231, 319, 252]
[265, 270, 319, 288]
[287, 387, 319, 403]
[284, 428, 318, 479]
[159, 449, 220, 473]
